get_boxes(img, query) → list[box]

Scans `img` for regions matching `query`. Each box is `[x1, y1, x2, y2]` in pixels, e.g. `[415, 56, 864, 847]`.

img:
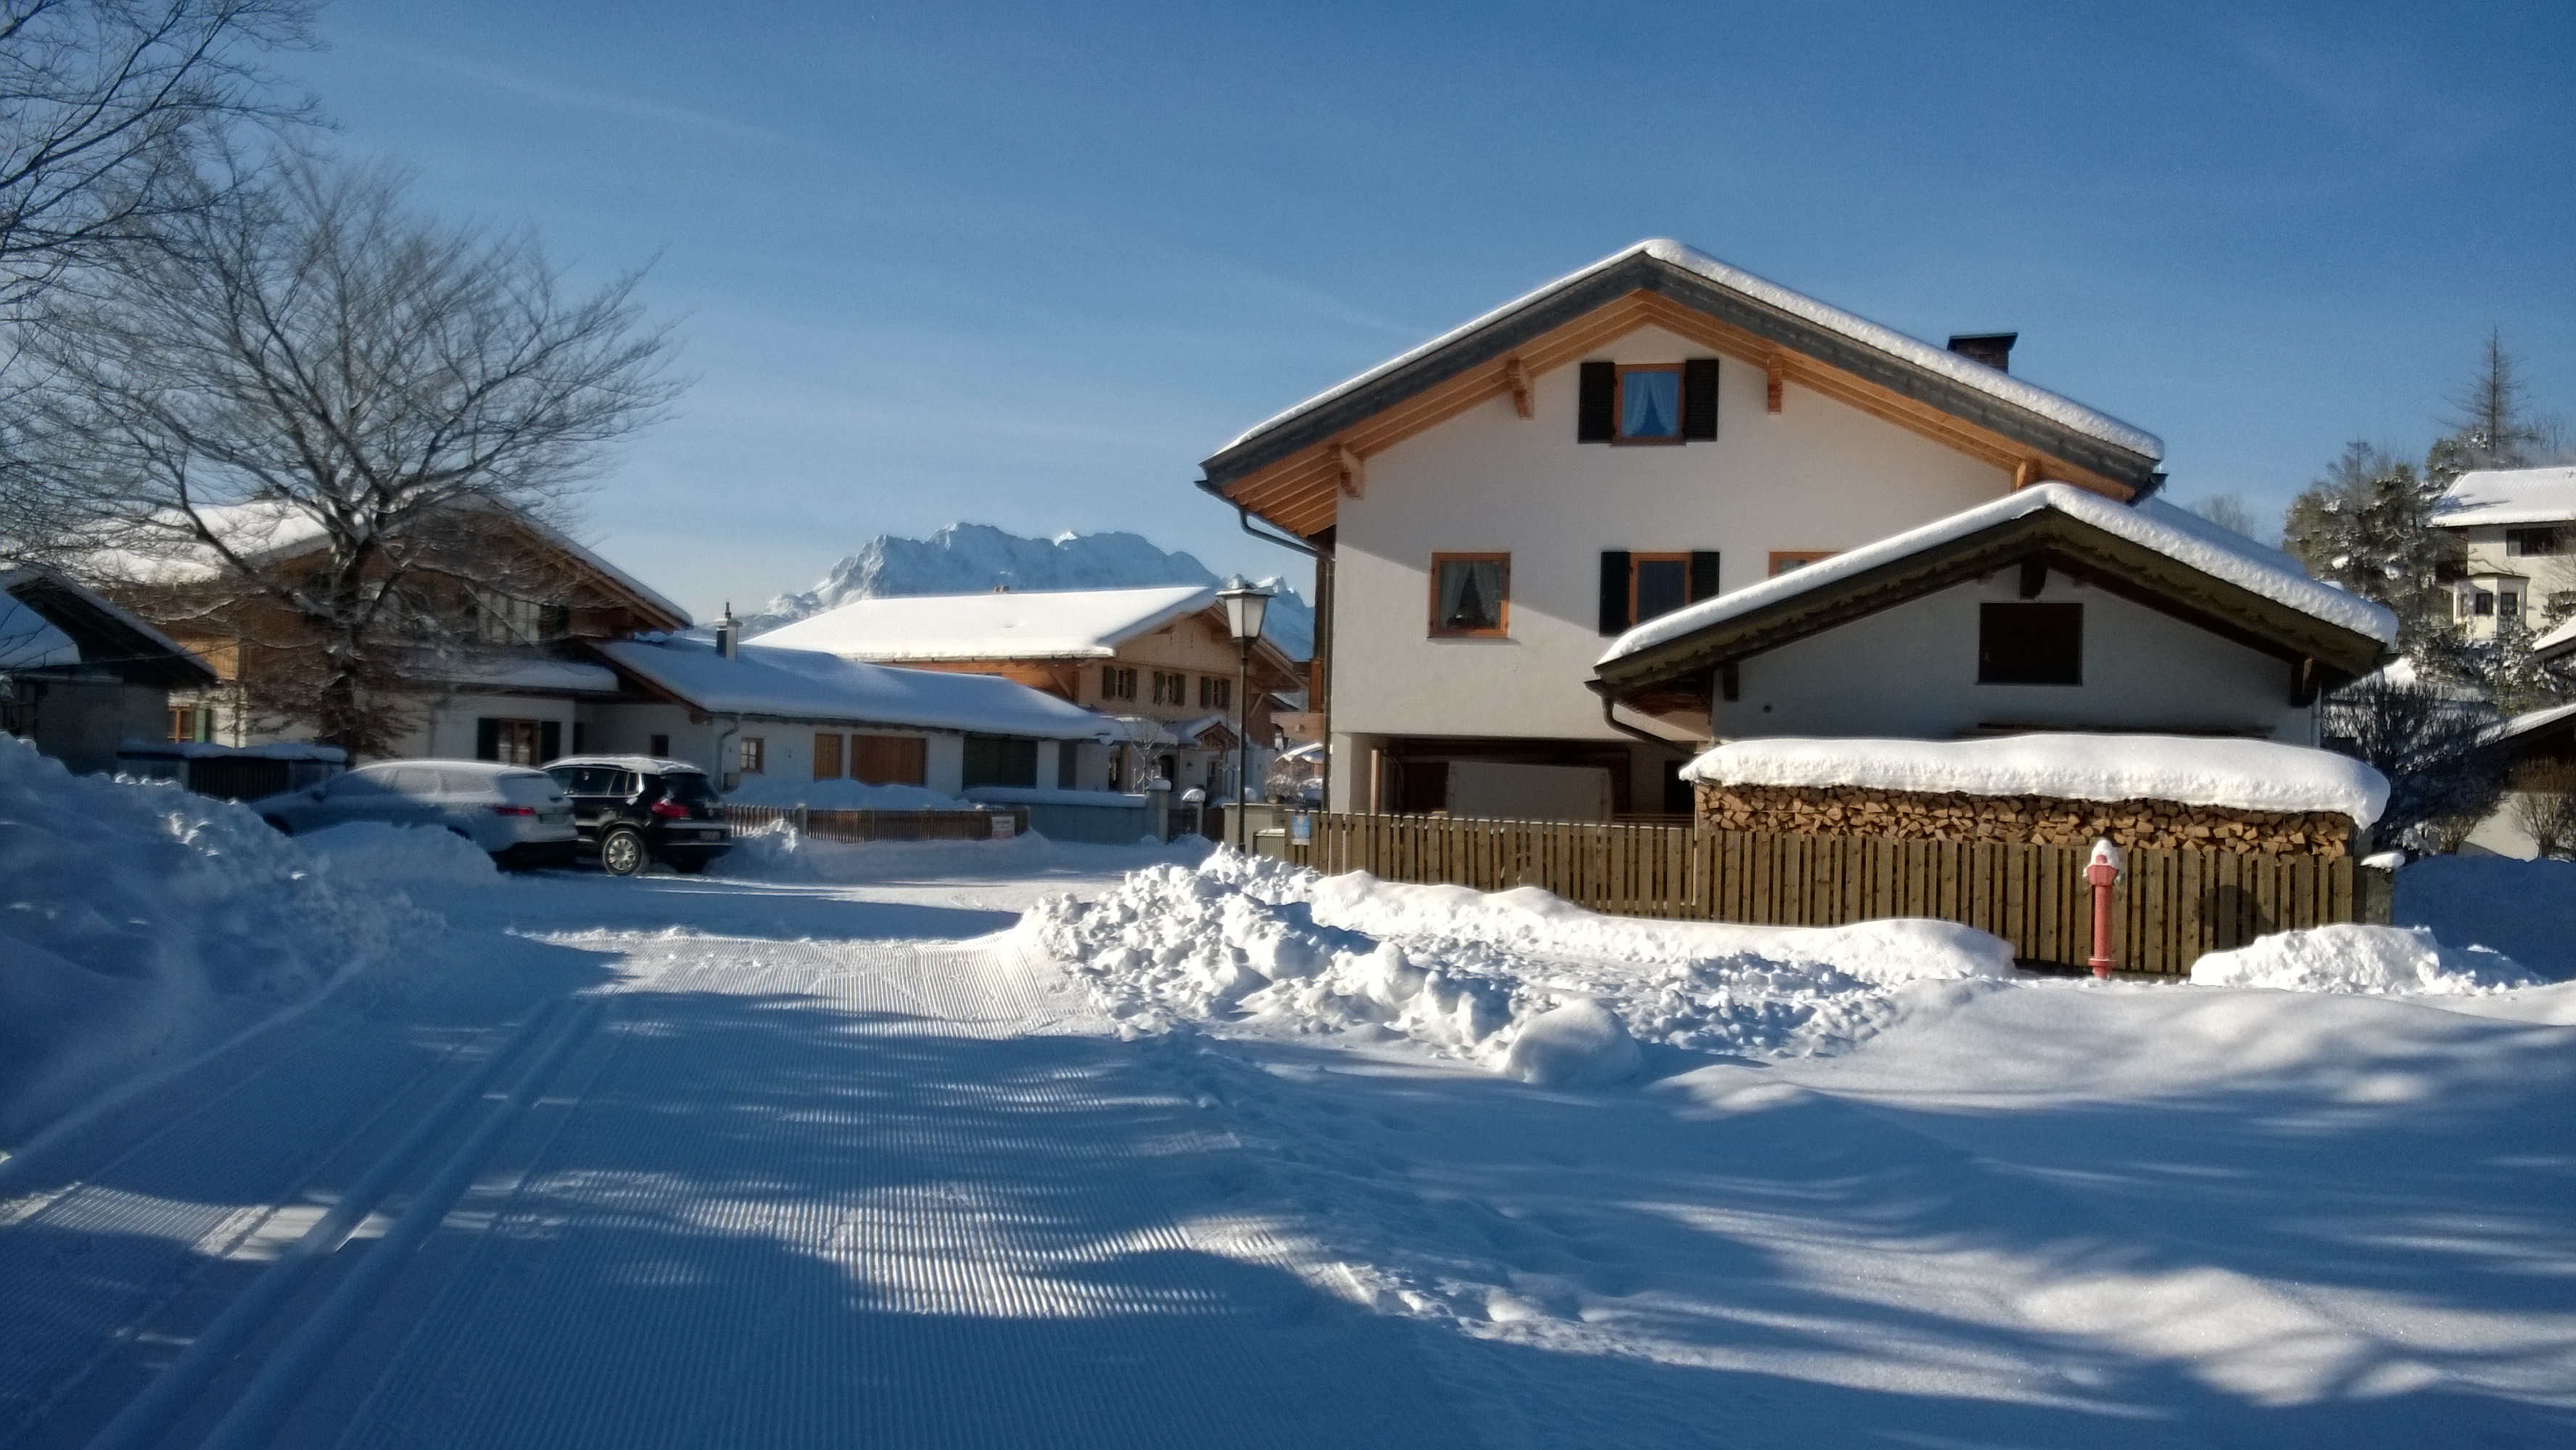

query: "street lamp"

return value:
[1215, 579, 1272, 853]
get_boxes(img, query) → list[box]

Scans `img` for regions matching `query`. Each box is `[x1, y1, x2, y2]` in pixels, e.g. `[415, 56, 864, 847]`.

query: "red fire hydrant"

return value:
[2086, 837, 2123, 979]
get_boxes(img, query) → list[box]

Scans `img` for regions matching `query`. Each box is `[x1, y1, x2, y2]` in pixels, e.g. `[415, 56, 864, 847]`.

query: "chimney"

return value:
[716, 603, 739, 659]
[1947, 332, 2018, 373]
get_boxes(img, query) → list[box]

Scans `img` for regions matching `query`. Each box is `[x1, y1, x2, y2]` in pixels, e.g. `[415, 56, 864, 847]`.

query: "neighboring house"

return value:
[748, 584, 1303, 797]
[1591, 484, 2396, 753]
[2461, 700, 2576, 859]
[1198, 238, 2176, 817]
[1, 566, 218, 774]
[583, 631, 1133, 795]
[2430, 465, 2576, 641]
[95, 501, 691, 763]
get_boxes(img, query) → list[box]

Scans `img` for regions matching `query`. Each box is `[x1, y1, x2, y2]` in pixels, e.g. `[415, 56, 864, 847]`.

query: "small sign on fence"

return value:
[1289, 811, 1313, 845]
[988, 813, 1015, 840]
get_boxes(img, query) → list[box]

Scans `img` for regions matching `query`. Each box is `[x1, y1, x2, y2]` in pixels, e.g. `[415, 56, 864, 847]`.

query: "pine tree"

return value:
[2282, 441, 2458, 642]
[2428, 328, 2545, 484]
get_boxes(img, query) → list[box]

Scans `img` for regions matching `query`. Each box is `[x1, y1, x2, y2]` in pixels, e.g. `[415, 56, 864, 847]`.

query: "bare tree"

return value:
[2182, 492, 2273, 544]
[28, 160, 682, 754]
[2512, 768, 2576, 861]
[0, 0, 315, 308]
[2321, 675, 2504, 853]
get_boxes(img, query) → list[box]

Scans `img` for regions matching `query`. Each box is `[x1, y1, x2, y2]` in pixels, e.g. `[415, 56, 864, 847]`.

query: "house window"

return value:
[738, 736, 765, 774]
[1769, 550, 1836, 576]
[2506, 527, 2569, 557]
[1615, 364, 1683, 444]
[463, 589, 568, 647]
[1199, 676, 1231, 710]
[168, 704, 214, 743]
[851, 734, 927, 786]
[962, 734, 1038, 789]
[1057, 739, 1081, 789]
[2500, 588, 2523, 621]
[2470, 590, 2496, 618]
[1598, 551, 1720, 634]
[1150, 670, 1186, 706]
[648, 733, 669, 758]
[475, 717, 550, 766]
[813, 732, 843, 779]
[1978, 603, 2083, 685]
[1429, 554, 1509, 637]
[1099, 665, 1137, 702]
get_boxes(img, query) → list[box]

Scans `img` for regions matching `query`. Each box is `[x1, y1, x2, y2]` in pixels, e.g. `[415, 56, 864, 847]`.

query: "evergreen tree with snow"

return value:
[2282, 441, 2456, 647]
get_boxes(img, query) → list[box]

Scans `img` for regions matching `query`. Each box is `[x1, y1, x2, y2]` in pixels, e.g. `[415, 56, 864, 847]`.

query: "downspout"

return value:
[1200, 478, 1330, 813]
[714, 713, 741, 789]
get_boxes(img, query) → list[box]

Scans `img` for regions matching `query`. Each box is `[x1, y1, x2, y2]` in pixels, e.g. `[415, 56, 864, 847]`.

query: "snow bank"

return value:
[715, 819, 1207, 884]
[296, 822, 501, 890]
[1031, 854, 2014, 1077]
[1683, 733, 2391, 826]
[2188, 924, 2537, 995]
[0, 735, 413, 1141]
[723, 777, 968, 811]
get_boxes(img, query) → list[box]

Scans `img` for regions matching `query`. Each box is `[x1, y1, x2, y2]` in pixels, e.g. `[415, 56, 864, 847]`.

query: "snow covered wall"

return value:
[748, 522, 1316, 660]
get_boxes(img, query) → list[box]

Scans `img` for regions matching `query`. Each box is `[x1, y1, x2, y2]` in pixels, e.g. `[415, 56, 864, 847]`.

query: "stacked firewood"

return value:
[1692, 783, 2353, 858]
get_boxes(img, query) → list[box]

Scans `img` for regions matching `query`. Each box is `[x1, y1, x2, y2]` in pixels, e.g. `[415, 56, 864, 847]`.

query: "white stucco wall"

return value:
[1330, 323, 2014, 753]
[2447, 524, 2576, 639]
[1709, 571, 2319, 744]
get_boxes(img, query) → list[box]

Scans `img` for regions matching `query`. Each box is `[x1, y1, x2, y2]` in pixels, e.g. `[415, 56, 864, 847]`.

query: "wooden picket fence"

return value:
[1279, 812, 2392, 976]
[722, 804, 1028, 844]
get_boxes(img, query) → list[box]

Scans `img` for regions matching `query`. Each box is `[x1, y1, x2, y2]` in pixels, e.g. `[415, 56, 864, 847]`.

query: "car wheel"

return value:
[599, 826, 648, 877]
[669, 858, 707, 874]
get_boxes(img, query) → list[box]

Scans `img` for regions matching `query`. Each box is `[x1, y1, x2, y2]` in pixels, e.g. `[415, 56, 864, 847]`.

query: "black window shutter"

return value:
[540, 719, 561, 762]
[1598, 550, 1632, 635]
[1577, 362, 1616, 442]
[474, 718, 500, 761]
[1682, 358, 1720, 440]
[1688, 552, 1722, 602]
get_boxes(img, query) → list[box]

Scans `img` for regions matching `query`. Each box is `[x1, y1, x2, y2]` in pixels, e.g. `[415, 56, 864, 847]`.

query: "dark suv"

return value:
[542, 755, 732, 876]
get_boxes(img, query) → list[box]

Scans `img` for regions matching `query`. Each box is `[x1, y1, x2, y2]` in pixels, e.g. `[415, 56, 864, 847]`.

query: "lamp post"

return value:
[1215, 579, 1272, 853]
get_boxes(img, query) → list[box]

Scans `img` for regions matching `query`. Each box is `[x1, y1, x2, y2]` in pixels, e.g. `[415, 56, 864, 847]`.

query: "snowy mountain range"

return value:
[746, 523, 1316, 660]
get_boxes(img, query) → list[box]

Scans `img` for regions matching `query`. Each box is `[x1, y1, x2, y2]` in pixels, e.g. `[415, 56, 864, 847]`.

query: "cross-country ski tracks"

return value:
[47, 932, 1466, 1449]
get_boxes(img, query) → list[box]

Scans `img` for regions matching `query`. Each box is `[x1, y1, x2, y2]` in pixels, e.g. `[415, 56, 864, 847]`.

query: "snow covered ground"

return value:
[3, 770, 2572, 1447]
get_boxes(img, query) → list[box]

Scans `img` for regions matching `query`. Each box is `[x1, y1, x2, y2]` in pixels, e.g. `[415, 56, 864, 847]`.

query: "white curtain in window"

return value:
[1438, 560, 1503, 630]
[1622, 370, 1679, 437]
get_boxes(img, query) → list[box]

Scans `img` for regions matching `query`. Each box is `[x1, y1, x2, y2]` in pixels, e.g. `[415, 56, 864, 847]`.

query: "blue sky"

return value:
[286, 1, 2575, 621]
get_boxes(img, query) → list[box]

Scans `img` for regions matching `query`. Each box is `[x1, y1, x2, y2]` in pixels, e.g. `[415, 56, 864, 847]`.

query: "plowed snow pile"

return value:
[2189, 923, 2536, 995]
[1032, 853, 2014, 1079]
[0, 736, 418, 1140]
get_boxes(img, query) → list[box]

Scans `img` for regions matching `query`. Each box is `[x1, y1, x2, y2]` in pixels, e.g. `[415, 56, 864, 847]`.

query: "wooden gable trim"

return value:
[1214, 289, 2137, 540]
[1593, 511, 2386, 704]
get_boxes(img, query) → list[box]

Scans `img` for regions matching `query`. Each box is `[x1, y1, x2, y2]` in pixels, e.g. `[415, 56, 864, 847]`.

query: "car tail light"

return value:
[650, 798, 690, 819]
[491, 804, 536, 817]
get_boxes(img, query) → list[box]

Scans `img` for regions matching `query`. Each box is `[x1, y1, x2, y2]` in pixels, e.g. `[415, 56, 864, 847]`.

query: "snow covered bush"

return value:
[2188, 924, 2536, 995]
[1031, 853, 2015, 1077]
[0, 735, 416, 1139]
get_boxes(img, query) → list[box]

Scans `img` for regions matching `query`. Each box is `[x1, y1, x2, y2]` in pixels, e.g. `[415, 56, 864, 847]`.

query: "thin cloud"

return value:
[347, 37, 825, 155]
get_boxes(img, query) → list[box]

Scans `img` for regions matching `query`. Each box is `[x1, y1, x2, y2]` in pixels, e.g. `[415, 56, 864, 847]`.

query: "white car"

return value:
[253, 759, 578, 868]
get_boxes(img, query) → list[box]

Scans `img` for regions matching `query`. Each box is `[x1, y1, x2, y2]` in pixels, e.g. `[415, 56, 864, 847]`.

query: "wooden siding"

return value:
[1278, 813, 2391, 976]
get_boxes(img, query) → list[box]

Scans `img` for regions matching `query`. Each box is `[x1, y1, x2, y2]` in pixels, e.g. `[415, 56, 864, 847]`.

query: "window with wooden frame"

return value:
[1429, 553, 1510, 637]
[1099, 665, 1137, 702]
[1597, 551, 1720, 634]
[1978, 603, 2083, 685]
[1768, 550, 1836, 576]
[738, 736, 766, 774]
[1150, 670, 1186, 706]
[812, 732, 843, 780]
[851, 734, 927, 787]
[1198, 676, 1231, 710]
[474, 717, 553, 766]
[1577, 358, 1720, 444]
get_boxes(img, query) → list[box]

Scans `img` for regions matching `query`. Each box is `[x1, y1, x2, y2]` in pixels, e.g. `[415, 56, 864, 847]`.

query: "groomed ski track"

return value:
[0, 930, 1469, 1449]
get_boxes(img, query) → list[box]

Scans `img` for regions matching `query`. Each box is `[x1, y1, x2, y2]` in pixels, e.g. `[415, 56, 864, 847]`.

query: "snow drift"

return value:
[0, 736, 417, 1141]
[1031, 854, 2014, 1077]
[2189, 924, 2537, 995]
[722, 777, 968, 811]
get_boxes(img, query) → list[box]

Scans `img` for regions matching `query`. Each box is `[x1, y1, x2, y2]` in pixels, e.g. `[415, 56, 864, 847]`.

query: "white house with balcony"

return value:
[2430, 465, 2576, 641]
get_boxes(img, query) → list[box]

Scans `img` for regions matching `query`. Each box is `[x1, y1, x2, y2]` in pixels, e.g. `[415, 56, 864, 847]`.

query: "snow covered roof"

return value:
[1682, 734, 2391, 826]
[115, 739, 346, 762]
[2430, 466, 2576, 529]
[85, 500, 691, 629]
[0, 566, 214, 687]
[546, 753, 708, 774]
[414, 652, 625, 695]
[745, 584, 1220, 662]
[1598, 484, 2398, 671]
[1206, 239, 2163, 505]
[2479, 701, 2576, 753]
[2535, 615, 2576, 662]
[593, 636, 1128, 742]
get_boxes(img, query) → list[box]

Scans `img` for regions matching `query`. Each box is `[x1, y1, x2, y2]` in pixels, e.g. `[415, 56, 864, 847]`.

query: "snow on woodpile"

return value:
[0, 734, 417, 1140]
[1684, 734, 2391, 826]
[2189, 924, 2536, 995]
[1603, 484, 2400, 663]
[1030, 853, 2013, 1080]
